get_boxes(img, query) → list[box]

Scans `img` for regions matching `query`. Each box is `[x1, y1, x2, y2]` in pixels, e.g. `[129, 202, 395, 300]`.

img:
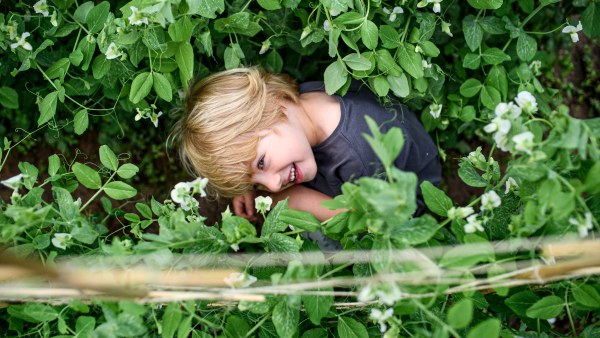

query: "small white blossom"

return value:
[10, 32, 32, 51]
[441, 21, 452, 37]
[135, 113, 142, 121]
[569, 212, 593, 238]
[128, 6, 149, 26]
[415, 44, 423, 53]
[447, 206, 475, 220]
[74, 197, 82, 208]
[464, 215, 484, 233]
[427, 0, 443, 13]
[52, 233, 72, 250]
[230, 243, 240, 252]
[480, 190, 501, 211]
[255, 196, 273, 213]
[512, 131, 535, 155]
[529, 60, 542, 75]
[562, 21, 583, 43]
[105, 42, 122, 60]
[171, 182, 192, 204]
[383, 7, 403, 22]
[514, 91, 538, 114]
[505, 177, 519, 194]
[494, 102, 522, 119]
[329, 8, 341, 16]
[429, 104, 442, 119]
[150, 111, 163, 128]
[422, 60, 431, 69]
[33, 0, 49, 17]
[259, 40, 271, 54]
[188, 176, 209, 198]
[548, 318, 557, 324]
[370, 308, 394, 333]
[376, 283, 402, 306]
[323, 19, 331, 32]
[50, 10, 58, 26]
[1, 174, 23, 190]
[224, 272, 257, 288]
[7, 21, 18, 40]
[484, 116, 511, 135]
[494, 132, 510, 152]
[300, 27, 311, 40]
[180, 196, 199, 211]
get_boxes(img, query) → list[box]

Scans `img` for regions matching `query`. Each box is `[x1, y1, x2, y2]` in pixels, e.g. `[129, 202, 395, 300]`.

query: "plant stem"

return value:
[80, 170, 117, 212]
[319, 261, 353, 280]
[413, 300, 462, 338]
[245, 310, 273, 337]
[502, 38, 513, 52]
[566, 286, 578, 338]
[519, 3, 546, 29]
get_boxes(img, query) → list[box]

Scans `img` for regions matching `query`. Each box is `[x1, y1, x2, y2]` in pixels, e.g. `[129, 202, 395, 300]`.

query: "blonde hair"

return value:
[170, 66, 300, 199]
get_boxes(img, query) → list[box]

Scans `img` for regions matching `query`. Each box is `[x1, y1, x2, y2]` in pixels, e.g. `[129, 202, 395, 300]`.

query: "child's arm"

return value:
[270, 185, 345, 222]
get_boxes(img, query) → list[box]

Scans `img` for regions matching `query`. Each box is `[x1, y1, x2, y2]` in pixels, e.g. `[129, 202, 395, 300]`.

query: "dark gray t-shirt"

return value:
[299, 79, 442, 208]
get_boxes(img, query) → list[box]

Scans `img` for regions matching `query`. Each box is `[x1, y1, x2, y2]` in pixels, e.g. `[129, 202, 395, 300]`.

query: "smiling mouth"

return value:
[288, 163, 297, 186]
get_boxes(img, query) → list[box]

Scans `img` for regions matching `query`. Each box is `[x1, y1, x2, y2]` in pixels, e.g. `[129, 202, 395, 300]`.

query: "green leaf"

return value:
[388, 214, 439, 245]
[92, 54, 111, 79]
[73, 162, 102, 189]
[100, 145, 119, 171]
[73, 109, 89, 135]
[302, 287, 334, 325]
[459, 79, 482, 98]
[176, 42, 194, 89]
[459, 105, 476, 122]
[168, 17, 193, 42]
[526, 295, 565, 319]
[77, 37, 96, 71]
[265, 233, 302, 252]
[388, 74, 410, 98]
[38, 91, 59, 126]
[48, 154, 60, 176]
[333, 12, 364, 25]
[421, 181, 453, 216]
[582, 2, 600, 38]
[463, 15, 483, 52]
[360, 20, 378, 50]
[104, 181, 137, 200]
[398, 43, 423, 79]
[279, 209, 321, 232]
[466, 0, 502, 9]
[72, 224, 98, 244]
[46, 58, 70, 80]
[448, 298, 473, 329]
[224, 316, 248, 338]
[466, 318, 500, 338]
[23, 303, 58, 322]
[0, 87, 19, 109]
[373, 75, 390, 97]
[321, 0, 347, 12]
[258, 0, 282, 10]
[74, 1, 94, 23]
[136, 203, 153, 219]
[162, 302, 182, 338]
[379, 25, 401, 48]
[86, 1, 109, 34]
[505, 291, 540, 316]
[129, 72, 154, 104]
[517, 32, 537, 61]
[419, 41, 440, 57]
[458, 162, 488, 187]
[272, 302, 299, 338]
[224, 47, 241, 70]
[572, 284, 600, 308]
[265, 50, 283, 73]
[480, 85, 501, 110]
[481, 48, 511, 65]
[69, 50, 84, 66]
[301, 328, 328, 338]
[439, 239, 494, 268]
[75, 316, 95, 335]
[486, 65, 508, 100]
[117, 163, 140, 179]
[337, 316, 368, 338]
[342, 54, 372, 71]
[153, 73, 173, 102]
[479, 16, 508, 34]
[324, 60, 348, 95]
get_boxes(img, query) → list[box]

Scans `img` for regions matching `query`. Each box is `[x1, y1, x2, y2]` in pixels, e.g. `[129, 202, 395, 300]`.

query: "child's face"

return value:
[250, 120, 317, 193]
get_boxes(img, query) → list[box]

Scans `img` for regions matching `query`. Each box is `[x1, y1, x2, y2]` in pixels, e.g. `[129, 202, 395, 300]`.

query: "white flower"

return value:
[370, 308, 394, 333]
[288, 224, 295, 231]
[484, 116, 511, 135]
[570, 212, 593, 238]
[300, 27, 311, 40]
[357, 284, 375, 302]
[74, 197, 82, 208]
[514, 91, 538, 114]
[494, 132, 510, 152]
[224, 272, 257, 288]
[230, 243, 239, 252]
[375, 283, 402, 306]
[50, 10, 58, 26]
[441, 21, 452, 37]
[427, 0, 443, 13]
[128, 6, 148, 26]
[464, 215, 484, 233]
[422, 60, 431, 69]
[180, 196, 199, 211]
[171, 182, 192, 204]
[33, 0, 49, 17]
[7, 21, 18, 40]
[1, 174, 23, 190]
[259, 40, 271, 54]
[480, 191, 501, 211]
[135, 113, 142, 121]
[512, 131, 535, 155]
[329, 8, 341, 16]
[10, 32, 32, 51]
[429, 104, 442, 118]
[255, 196, 273, 213]
[150, 111, 163, 128]
[494, 102, 522, 119]
[188, 177, 209, 197]
[323, 19, 331, 32]
[383, 7, 403, 22]
[562, 21, 583, 43]
[505, 177, 519, 194]
[529, 60, 542, 75]
[548, 318, 557, 324]
[415, 44, 423, 53]
[447, 206, 475, 220]
[52, 233, 72, 250]
[105, 43, 122, 60]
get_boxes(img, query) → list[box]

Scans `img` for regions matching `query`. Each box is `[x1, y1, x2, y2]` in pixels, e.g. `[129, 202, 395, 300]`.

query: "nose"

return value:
[262, 172, 282, 192]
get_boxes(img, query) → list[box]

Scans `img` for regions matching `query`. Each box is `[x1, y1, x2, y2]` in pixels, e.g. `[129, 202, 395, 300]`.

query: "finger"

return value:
[233, 198, 247, 217]
[244, 192, 255, 216]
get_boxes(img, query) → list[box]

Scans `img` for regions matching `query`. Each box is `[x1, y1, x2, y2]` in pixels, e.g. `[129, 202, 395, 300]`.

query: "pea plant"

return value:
[1, 0, 600, 337]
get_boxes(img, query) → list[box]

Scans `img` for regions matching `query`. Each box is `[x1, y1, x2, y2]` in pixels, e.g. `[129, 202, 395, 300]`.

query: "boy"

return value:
[172, 66, 441, 236]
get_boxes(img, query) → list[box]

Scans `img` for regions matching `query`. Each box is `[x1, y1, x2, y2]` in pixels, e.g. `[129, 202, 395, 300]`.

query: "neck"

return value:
[286, 97, 323, 147]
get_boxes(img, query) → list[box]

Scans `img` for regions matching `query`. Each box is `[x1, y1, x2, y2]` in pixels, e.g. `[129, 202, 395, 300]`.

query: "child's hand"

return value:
[233, 191, 258, 221]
